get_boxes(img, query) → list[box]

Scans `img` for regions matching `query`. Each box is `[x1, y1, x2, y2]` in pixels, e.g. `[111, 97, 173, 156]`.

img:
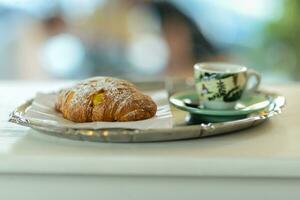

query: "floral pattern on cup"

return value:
[194, 62, 261, 110]
[195, 72, 246, 103]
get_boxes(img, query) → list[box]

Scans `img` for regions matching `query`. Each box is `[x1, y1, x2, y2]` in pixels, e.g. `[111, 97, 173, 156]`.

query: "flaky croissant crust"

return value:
[55, 77, 157, 122]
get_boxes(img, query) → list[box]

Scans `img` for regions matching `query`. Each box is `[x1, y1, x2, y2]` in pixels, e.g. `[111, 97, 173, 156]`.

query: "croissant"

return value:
[55, 77, 157, 122]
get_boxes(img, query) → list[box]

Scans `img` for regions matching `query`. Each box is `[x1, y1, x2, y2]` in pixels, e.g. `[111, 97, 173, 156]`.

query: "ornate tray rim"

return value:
[8, 91, 285, 143]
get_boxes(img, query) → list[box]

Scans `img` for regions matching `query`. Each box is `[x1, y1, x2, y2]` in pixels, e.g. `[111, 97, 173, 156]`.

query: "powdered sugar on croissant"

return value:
[55, 77, 157, 122]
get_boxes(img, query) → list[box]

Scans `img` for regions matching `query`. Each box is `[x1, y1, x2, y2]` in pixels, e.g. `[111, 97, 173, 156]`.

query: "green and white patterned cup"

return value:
[194, 62, 261, 110]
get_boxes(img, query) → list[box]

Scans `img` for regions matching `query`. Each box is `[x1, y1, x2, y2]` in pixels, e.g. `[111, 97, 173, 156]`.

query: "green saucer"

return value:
[169, 90, 271, 123]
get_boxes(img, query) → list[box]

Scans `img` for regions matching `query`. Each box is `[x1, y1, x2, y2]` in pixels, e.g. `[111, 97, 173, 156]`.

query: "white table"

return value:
[1, 81, 300, 200]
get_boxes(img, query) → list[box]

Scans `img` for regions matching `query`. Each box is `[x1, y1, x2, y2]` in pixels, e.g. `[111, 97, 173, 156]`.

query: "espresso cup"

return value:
[194, 62, 261, 110]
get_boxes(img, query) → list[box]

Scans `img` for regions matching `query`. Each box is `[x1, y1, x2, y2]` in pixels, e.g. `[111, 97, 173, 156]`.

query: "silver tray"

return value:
[8, 80, 285, 143]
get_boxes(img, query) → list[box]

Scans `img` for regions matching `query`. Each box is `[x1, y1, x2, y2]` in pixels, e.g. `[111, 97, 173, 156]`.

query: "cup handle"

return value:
[244, 70, 261, 96]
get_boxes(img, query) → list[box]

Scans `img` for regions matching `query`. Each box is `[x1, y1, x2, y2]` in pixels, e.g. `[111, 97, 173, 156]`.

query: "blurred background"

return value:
[0, 0, 298, 83]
